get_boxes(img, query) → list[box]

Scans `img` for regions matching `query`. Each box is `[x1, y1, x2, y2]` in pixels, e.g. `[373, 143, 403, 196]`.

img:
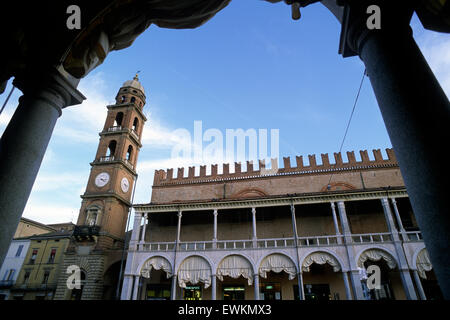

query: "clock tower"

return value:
[54, 74, 147, 300]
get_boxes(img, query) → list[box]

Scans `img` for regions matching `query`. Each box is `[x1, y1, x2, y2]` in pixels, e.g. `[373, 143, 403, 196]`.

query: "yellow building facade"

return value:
[10, 232, 71, 300]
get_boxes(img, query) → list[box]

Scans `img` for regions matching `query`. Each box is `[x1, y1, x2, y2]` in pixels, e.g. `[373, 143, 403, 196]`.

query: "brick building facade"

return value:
[121, 148, 442, 300]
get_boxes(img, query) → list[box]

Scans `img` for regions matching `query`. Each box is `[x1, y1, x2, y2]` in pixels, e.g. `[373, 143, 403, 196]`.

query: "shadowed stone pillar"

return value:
[211, 274, 217, 300]
[213, 209, 218, 248]
[251, 207, 257, 247]
[391, 198, 407, 240]
[132, 275, 140, 300]
[330, 202, 343, 244]
[121, 274, 134, 300]
[177, 211, 182, 244]
[171, 275, 177, 300]
[253, 273, 260, 300]
[342, 271, 352, 300]
[380, 198, 417, 300]
[297, 272, 305, 300]
[0, 67, 85, 266]
[413, 270, 427, 300]
[336, 201, 365, 299]
[341, 1, 450, 297]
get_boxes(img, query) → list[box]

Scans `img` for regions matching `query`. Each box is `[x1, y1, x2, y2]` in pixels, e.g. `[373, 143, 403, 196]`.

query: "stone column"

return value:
[171, 275, 177, 300]
[336, 201, 351, 238]
[213, 209, 218, 249]
[336, 201, 364, 299]
[253, 273, 260, 300]
[176, 211, 183, 244]
[132, 275, 140, 300]
[0, 67, 85, 265]
[341, 0, 450, 297]
[251, 207, 257, 247]
[413, 270, 427, 300]
[130, 213, 142, 250]
[380, 198, 400, 241]
[120, 274, 134, 300]
[140, 213, 148, 243]
[290, 204, 303, 300]
[391, 198, 407, 240]
[380, 198, 417, 300]
[211, 274, 217, 300]
[342, 272, 352, 300]
[297, 272, 305, 300]
[331, 202, 343, 244]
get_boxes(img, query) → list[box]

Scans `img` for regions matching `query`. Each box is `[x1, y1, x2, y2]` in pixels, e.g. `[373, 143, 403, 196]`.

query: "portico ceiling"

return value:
[0, 0, 448, 92]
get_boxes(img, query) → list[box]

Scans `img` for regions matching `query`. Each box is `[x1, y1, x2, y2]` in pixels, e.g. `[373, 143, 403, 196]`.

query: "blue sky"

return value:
[0, 1, 449, 224]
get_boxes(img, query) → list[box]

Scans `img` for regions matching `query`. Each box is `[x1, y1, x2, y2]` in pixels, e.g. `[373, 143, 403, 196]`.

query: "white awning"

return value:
[217, 255, 253, 285]
[141, 256, 172, 279]
[302, 252, 341, 272]
[417, 249, 433, 279]
[259, 254, 297, 280]
[357, 249, 397, 269]
[178, 256, 212, 289]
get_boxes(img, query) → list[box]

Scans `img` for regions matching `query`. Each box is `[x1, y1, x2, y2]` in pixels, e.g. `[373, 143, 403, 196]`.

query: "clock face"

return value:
[95, 172, 110, 187]
[121, 177, 130, 193]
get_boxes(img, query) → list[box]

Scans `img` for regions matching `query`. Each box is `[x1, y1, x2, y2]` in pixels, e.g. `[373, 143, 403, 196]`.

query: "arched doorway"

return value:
[357, 248, 400, 300]
[139, 256, 173, 300]
[301, 251, 345, 300]
[177, 255, 212, 300]
[258, 253, 297, 300]
[216, 255, 254, 300]
[102, 261, 123, 300]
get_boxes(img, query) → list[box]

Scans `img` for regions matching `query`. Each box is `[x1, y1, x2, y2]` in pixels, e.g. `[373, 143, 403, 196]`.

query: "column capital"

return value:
[213, 209, 218, 216]
[339, 1, 413, 58]
[330, 202, 336, 209]
[13, 66, 85, 111]
[251, 207, 256, 214]
[177, 211, 182, 218]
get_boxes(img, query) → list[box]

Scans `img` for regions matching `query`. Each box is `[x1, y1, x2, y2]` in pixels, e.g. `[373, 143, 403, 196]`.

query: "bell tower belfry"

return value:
[54, 75, 147, 300]
[76, 74, 147, 248]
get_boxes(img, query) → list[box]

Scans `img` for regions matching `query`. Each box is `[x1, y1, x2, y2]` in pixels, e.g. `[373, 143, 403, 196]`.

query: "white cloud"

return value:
[22, 202, 79, 225]
[32, 171, 87, 193]
[53, 72, 113, 143]
[413, 22, 450, 97]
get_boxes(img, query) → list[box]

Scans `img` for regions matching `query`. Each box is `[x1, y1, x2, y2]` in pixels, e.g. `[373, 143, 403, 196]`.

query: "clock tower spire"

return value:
[55, 75, 147, 300]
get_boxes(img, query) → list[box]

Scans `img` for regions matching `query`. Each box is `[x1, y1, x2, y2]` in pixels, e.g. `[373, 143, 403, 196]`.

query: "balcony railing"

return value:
[124, 159, 134, 169]
[403, 231, 423, 242]
[107, 126, 123, 132]
[73, 225, 100, 241]
[136, 231, 423, 252]
[130, 129, 139, 141]
[351, 232, 393, 243]
[99, 156, 115, 162]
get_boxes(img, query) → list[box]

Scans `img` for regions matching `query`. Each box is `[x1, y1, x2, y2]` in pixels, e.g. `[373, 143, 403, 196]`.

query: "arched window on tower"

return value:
[126, 145, 133, 161]
[85, 206, 101, 226]
[114, 112, 124, 128]
[120, 96, 126, 103]
[106, 140, 117, 160]
[132, 117, 139, 133]
[130, 97, 136, 103]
